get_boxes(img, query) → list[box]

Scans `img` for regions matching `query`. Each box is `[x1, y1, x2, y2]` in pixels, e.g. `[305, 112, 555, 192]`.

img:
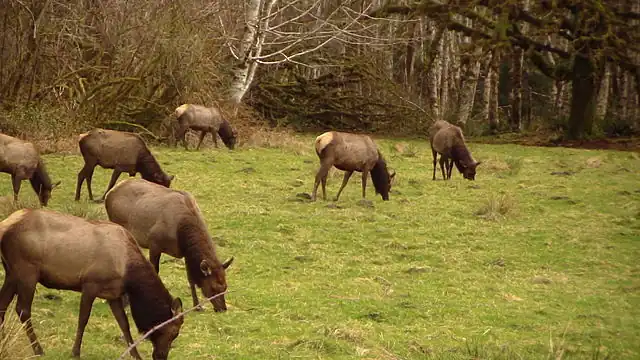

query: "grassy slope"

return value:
[0, 136, 638, 359]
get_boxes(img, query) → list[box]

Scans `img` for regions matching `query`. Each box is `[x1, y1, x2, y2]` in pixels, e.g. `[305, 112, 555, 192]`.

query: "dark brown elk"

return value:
[105, 178, 233, 312]
[311, 131, 395, 201]
[74, 129, 174, 202]
[174, 104, 237, 150]
[0, 133, 60, 205]
[0, 209, 184, 360]
[429, 121, 481, 180]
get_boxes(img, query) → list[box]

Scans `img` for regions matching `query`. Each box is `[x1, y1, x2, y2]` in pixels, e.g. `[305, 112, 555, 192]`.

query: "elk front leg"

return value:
[196, 131, 207, 150]
[11, 175, 21, 203]
[71, 289, 96, 357]
[100, 169, 122, 201]
[108, 298, 143, 360]
[334, 171, 353, 201]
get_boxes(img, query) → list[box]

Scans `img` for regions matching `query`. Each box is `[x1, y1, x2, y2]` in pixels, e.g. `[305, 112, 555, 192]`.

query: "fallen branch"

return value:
[103, 121, 162, 141]
[117, 290, 230, 360]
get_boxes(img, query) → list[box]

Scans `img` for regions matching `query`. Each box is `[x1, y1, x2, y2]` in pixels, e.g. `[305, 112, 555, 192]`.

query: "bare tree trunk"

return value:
[509, 0, 529, 131]
[596, 62, 610, 121]
[457, 46, 482, 125]
[480, 51, 493, 128]
[425, 22, 444, 120]
[510, 48, 524, 131]
[439, 31, 450, 120]
[488, 52, 500, 131]
[404, 21, 417, 89]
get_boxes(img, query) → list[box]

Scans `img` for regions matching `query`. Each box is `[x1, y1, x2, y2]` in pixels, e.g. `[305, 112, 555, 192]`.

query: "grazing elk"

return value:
[105, 178, 233, 312]
[0, 209, 184, 360]
[0, 133, 60, 205]
[312, 131, 395, 202]
[75, 129, 174, 202]
[429, 120, 481, 180]
[174, 104, 237, 150]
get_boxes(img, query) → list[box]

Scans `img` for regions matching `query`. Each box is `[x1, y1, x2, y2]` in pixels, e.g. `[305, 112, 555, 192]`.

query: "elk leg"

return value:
[361, 170, 369, 199]
[101, 169, 122, 201]
[75, 164, 93, 201]
[334, 171, 353, 201]
[447, 159, 454, 179]
[15, 279, 43, 355]
[196, 131, 207, 150]
[187, 273, 203, 311]
[11, 175, 21, 203]
[108, 298, 143, 360]
[432, 149, 438, 181]
[149, 247, 162, 273]
[312, 161, 332, 201]
[212, 132, 219, 148]
[321, 175, 327, 201]
[439, 157, 447, 180]
[177, 125, 189, 150]
[0, 276, 17, 326]
[71, 290, 96, 357]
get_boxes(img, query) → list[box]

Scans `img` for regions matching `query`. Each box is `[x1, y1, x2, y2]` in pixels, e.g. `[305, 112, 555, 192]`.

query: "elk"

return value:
[75, 128, 173, 202]
[0, 209, 184, 360]
[429, 121, 481, 180]
[106, 178, 233, 312]
[174, 104, 237, 150]
[0, 133, 60, 205]
[312, 131, 395, 201]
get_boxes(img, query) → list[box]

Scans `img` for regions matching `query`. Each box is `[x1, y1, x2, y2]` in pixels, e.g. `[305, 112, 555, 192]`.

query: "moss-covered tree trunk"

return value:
[567, 56, 598, 139]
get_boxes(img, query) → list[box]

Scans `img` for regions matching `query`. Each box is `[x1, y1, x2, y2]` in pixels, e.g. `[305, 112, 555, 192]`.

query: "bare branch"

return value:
[117, 291, 230, 360]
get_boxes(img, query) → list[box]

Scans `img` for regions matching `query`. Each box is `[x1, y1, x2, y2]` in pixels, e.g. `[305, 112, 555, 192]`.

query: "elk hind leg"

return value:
[75, 163, 95, 201]
[15, 276, 43, 355]
[432, 149, 438, 181]
[0, 276, 17, 326]
[312, 161, 332, 201]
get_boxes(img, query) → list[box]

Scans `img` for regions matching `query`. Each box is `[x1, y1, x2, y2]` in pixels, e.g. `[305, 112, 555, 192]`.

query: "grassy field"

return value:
[0, 134, 639, 359]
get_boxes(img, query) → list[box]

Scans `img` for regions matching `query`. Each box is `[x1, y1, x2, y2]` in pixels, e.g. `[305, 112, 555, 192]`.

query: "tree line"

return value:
[0, 0, 638, 140]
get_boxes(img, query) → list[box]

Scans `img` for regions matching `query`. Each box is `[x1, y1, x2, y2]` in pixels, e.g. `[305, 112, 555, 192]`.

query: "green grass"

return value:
[0, 135, 639, 359]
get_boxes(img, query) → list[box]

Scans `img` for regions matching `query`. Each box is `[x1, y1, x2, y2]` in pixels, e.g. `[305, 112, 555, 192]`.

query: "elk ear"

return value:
[475, 161, 482, 167]
[200, 260, 213, 276]
[171, 297, 183, 315]
[52, 181, 61, 189]
[222, 257, 234, 269]
[169, 175, 175, 181]
[390, 170, 396, 179]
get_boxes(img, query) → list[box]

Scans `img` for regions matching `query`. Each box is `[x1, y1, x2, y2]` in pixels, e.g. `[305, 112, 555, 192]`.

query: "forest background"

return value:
[0, 0, 638, 149]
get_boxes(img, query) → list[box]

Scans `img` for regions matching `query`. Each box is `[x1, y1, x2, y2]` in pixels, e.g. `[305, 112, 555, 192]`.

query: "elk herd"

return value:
[0, 103, 480, 359]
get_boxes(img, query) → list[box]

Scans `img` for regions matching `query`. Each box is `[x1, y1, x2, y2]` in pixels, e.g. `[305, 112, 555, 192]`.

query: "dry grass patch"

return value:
[242, 128, 309, 154]
[0, 196, 40, 219]
[0, 310, 36, 360]
[475, 192, 517, 220]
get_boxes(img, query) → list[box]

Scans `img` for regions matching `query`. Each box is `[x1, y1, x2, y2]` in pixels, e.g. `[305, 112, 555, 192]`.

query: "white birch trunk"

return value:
[229, 0, 277, 109]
